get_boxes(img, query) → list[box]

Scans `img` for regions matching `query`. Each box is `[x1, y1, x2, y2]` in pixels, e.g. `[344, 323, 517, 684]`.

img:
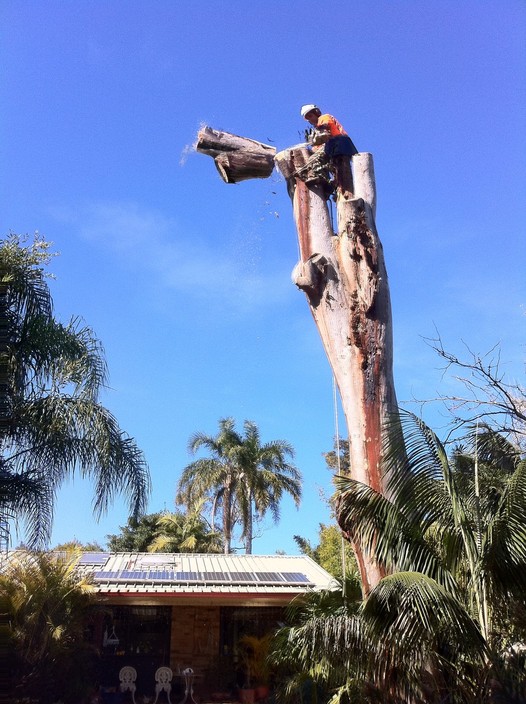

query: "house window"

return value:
[102, 605, 171, 659]
[219, 606, 283, 657]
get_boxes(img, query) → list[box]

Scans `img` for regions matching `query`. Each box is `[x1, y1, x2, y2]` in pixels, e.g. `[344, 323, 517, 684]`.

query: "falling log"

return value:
[195, 126, 276, 183]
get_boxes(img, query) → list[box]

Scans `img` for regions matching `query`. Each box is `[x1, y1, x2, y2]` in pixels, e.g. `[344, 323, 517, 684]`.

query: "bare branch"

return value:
[412, 332, 525, 450]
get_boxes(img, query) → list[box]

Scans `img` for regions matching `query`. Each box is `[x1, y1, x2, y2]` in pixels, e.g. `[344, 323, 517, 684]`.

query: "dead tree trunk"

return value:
[276, 145, 398, 591]
[198, 131, 398, 593]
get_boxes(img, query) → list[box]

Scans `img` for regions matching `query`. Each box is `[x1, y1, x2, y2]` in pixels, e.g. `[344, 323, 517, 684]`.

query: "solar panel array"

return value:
[78, 552, 110, 565]
[93, 569, 313, 586]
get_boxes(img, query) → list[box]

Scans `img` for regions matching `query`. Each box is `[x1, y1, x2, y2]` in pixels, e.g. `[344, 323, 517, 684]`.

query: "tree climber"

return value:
[300, 104, 358, 198]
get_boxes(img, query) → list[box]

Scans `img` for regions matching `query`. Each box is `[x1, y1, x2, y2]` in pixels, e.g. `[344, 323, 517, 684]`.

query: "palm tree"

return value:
[177, 418, 302, 553]
[334, 411, 526, 703]
[0, 234, 150, 547]
[177, 417, 241, 553]
[149, 503, 223, 553]
[232, 420, 302, 554]
[0, 550, 99, 704]
[270, 574, 368, 704]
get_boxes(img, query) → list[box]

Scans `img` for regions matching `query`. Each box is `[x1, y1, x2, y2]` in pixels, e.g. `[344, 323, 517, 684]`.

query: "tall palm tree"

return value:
[177, 417, 241, 553]
[334, 411, 526, 703]
[0, 235, 150, 546]
[177, 418, 302, 553]
[232, 420, 302, 554]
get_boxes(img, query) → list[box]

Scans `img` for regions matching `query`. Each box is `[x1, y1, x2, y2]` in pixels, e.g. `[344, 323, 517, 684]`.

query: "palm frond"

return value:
[336, 475, 458, 592]
[0, 466, 54, 546]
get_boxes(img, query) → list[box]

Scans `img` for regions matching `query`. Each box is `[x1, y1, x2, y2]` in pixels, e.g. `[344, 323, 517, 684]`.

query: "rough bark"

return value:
[197, 131, 398, 592]
[196, 126, 276, 183]
[277, 145, 397, 592]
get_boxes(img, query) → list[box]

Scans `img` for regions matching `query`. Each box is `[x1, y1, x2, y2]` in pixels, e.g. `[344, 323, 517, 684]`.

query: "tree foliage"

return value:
[106, 512, 165, 552]
[0, 550, 99, 704]
[177, 418, 301, 553]
[106, 507, 223, 553]
[0, 234, 150, 547]
[323, 438, 351, 475]
[278, 412, 526, 703]
[332, 411, 526, 702]
[294, 524, 357, 579]
[53, 539, 104, 553]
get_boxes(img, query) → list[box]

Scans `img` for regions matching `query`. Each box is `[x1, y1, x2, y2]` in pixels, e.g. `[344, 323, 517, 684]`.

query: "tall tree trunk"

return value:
[197, 131, 399, 592]
[276, 147, 398, 592]
[223, 480, 233, 554]
[245, 489, 253, 555]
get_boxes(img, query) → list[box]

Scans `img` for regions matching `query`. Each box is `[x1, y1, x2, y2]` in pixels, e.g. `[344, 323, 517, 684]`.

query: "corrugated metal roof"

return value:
[77, 552, 334, 595]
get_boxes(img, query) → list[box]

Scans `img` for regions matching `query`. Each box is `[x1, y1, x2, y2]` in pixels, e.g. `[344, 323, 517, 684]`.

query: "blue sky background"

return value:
[1, 0, 525, 554]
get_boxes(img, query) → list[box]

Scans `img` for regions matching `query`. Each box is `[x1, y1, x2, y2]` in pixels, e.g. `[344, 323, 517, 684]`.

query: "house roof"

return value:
[75, 551, 335, 597]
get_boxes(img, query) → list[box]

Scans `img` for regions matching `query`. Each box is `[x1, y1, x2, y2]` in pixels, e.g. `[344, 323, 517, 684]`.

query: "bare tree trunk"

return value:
[223, 481, 233, 554]
[245, 489, 253, 555]
[197, 132, 398, 592]
[277, 147, 398, 593]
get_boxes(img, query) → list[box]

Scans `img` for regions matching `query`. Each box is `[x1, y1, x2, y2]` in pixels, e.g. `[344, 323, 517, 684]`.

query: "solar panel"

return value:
[175, 571, 201, 581]
[93, 567, 313, 587]
[229, 572, 256, 582]
[158, 570, 175, 580]
[280, 572, 311, 583]
[255, 572, 285, 582]
[202, 571, 228, 581]
[78, 552, 110, 565]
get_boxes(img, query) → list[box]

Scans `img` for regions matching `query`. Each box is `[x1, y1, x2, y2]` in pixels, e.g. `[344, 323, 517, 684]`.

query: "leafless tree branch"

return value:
[411, 332, 525, 450]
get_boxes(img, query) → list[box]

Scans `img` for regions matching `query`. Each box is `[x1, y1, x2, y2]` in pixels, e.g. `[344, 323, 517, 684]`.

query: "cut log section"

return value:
[196, 126, 276, 183]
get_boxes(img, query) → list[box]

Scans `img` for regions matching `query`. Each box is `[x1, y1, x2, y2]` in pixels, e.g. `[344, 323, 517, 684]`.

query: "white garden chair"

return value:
[153, 666, 173, 704]
[119, 666, 138, 704]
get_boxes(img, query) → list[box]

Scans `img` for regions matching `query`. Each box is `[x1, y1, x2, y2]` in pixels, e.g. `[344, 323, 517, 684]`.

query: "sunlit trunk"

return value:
[276, 148, 398, 593]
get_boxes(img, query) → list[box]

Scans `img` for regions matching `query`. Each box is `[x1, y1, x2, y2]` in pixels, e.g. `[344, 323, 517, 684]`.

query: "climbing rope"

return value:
[329, 197, 335, 234]
[332, 375, 347, 600]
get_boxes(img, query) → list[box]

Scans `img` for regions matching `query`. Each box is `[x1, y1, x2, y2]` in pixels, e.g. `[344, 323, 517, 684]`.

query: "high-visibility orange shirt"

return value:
[316, 114, 347, 137]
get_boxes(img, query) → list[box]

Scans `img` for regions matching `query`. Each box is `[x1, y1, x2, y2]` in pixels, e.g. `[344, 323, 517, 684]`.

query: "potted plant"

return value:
[238, 634, 272, 701]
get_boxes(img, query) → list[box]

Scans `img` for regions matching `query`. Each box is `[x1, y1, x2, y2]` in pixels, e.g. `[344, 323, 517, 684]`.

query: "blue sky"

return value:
[1, 1, 525, 554]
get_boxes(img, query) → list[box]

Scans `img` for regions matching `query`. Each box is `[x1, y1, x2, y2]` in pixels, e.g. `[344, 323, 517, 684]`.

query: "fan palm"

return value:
[334, 410, 526, 702]
[0, 235, 150, 546]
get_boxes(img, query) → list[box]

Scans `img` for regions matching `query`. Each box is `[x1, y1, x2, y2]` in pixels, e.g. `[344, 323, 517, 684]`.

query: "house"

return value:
[77, 551, 334, 700]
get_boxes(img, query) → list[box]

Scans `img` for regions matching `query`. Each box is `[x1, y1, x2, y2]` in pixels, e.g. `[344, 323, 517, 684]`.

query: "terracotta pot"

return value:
[255, 685, 269, 700]
[239, 689, 255, 704]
